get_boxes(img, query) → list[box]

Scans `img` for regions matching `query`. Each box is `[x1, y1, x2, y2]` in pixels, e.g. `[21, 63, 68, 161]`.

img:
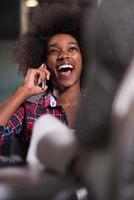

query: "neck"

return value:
[53, 84, 81, 105]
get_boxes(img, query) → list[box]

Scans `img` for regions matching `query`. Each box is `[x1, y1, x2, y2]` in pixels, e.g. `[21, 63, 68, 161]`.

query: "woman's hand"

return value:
[23, 63, 50, 97]
[0, 64, 50, 125]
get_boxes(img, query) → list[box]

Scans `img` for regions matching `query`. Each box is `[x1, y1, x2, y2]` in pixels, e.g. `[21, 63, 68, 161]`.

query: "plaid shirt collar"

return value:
[27, 88, 87, 109]
[27, 90, 58, 109]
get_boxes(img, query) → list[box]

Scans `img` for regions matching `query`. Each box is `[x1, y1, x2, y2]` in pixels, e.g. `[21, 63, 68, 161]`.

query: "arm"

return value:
[0, 64, 50, 125]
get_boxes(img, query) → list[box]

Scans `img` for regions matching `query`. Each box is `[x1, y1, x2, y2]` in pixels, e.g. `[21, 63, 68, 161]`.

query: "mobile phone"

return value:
[36, 63, 47, 89]
[38, 80, 46, 90]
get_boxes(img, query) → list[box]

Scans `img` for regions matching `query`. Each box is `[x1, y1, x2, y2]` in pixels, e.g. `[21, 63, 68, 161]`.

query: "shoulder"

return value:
[23, 90, 53, 108]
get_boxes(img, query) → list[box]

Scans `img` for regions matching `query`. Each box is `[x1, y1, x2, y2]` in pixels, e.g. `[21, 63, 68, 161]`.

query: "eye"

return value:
[69, 46, 79, 52]
[47, 48, 59, 55]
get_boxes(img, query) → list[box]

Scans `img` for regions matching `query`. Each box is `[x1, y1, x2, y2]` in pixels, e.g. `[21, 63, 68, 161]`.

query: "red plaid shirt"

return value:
[0, 90, 68, 145]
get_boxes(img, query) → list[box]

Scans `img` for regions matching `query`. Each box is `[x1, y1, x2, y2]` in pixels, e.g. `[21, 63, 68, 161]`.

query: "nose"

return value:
[58, 50, 69, 60]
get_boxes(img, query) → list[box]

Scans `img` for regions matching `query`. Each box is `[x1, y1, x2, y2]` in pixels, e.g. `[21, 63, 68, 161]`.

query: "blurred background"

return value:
[0, 0, 96, 101]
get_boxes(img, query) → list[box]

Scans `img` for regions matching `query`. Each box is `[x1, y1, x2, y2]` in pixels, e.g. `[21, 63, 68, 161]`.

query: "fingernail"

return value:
[47, 74, 50, 80]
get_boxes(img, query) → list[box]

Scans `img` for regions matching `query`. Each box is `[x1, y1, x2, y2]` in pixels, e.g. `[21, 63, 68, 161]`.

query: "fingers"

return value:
[38, 63, 50, 83]
[25, 64, 50, 85]
[24, 63, 51, 92]
[23, 64, 51, 96]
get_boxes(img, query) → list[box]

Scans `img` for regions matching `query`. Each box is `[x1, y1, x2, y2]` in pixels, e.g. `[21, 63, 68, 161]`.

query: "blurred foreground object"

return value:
[27, 114, 78, 174]
[74, 0, 134, 199]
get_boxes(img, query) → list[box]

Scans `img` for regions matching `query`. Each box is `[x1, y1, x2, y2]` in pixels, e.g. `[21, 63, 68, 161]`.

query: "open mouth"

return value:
[57, 64, 73, 76]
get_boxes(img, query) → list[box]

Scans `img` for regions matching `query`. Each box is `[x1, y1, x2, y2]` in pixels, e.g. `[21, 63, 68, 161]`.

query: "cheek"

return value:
[75, 54, 83, 69]
[46, 57, 56, 74]
[46, 55, 56, 67]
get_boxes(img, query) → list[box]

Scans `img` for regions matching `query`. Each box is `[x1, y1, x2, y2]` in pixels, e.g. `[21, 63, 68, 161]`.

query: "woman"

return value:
[0, 3, 87, 162]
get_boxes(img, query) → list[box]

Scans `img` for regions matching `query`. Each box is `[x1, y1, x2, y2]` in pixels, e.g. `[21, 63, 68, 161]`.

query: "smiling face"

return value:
[46, 33, 83, 90]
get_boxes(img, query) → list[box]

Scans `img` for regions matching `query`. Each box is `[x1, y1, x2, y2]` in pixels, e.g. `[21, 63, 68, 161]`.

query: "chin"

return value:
[53, 78, 77, 90]
[60, 82, 75, 88]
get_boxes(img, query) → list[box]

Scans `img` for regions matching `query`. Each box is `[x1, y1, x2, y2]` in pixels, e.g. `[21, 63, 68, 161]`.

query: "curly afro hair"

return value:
[14, 3, 87, 76]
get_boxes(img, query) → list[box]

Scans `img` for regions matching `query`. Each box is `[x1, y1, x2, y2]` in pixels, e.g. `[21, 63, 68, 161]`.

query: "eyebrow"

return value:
[48, 41, 78, 48]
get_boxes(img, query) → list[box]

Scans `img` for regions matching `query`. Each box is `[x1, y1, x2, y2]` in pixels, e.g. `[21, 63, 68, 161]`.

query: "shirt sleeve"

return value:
[0, 107, 25, 145]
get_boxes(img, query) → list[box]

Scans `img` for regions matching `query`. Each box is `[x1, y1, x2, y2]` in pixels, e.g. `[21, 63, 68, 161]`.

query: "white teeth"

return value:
[58, 64, 73, 70]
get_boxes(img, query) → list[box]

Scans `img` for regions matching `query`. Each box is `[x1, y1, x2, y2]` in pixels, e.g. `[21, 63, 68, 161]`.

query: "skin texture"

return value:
[46, 34, 82, 91]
